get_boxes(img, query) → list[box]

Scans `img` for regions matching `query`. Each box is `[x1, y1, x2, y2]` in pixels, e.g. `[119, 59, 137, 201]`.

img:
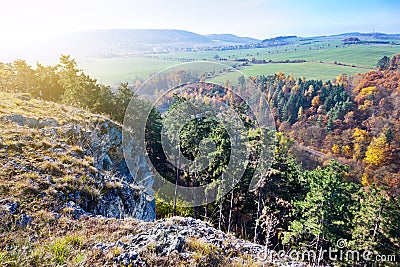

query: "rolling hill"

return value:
[206, 33, 260, 44]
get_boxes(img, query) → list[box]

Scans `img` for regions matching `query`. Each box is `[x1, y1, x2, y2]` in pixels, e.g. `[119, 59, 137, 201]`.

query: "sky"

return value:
[1, 0, 400, 43]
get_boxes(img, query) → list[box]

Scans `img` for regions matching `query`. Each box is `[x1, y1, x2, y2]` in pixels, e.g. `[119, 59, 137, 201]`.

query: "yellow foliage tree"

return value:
[304, 84, 314, 96]
[364, 133, 387, 166]
[311, 95, 321, 107]
[276, 72, 286, 80]
[358, 99, 374, 110]
[359, 86, 376, 97]
[355, 86, 376, 109]
[298, 106, 303, 119]
[343, 145, 352, 157]
[353, 128, 370, 161]
[332, 144, 340, 154]
[336, 73, 348, 86]
[282, 85, 289, 94]
[353, 128, 369, 143]
[361, 173, 369, 186]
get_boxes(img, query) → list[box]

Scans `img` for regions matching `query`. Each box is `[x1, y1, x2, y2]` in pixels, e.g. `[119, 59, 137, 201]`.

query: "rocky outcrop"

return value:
[94, 217, 288, 267]
[56, 201, 91, 219]
[3, 114, 59, 128]
[59, 117, 156, 221]
[1, 113, 156, 222]
[93, 185, 156, 220]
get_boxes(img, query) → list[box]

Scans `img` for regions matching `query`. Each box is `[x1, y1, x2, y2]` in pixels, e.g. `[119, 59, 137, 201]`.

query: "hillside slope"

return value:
[0, 93, 274, 266]
[0, 91, 155, 221]
[255, 58, 400, 195]
[206, 33, 260, 44]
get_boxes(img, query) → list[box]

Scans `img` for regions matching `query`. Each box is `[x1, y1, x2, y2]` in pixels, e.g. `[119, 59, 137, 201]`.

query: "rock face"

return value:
[93, 185, 156, 220]
[94, 217, 294, 267]
[57, 201, 91, 219]
[59, 117, 156, 221]
[1, 113, 156, 222]
[125, 217, 229, 256]
[118, 217, 266, 256]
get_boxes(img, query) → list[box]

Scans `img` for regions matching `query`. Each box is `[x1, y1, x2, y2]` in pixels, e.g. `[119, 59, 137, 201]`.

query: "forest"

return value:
[1, 54, 399, 266]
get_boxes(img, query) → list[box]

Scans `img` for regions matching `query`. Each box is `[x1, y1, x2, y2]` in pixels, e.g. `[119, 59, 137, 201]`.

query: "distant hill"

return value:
[41, 29, 262, 58]
[59, 30, 261, 50]
[333, 32, 400, 40]
[1, 29, 400, 61]
[59, 31, 400, 50]
[261, 35, 298, 46]
[262, 35, 298, 42]
[52, 29, 213, 57]
[61, 29, 211, 45]
[206, 33, 260, 44]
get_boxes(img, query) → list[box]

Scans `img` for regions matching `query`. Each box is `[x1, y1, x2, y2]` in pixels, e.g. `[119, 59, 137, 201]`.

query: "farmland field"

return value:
[209, 62, 363, 84]
[77, 57, 178, 86]
[77, 43, 400, 86]
[251, 45, 400, 68]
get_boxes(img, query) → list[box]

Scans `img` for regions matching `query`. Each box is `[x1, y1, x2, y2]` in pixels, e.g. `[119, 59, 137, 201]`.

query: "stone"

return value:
[17, 214, 32, 227]
[38, 118, 59, 127]
[58, 201, 91, 219]
[2, 114, 59, 128]
[114, 250, 147, 267]
[0, 201, 19, 214]
[77, 120, 156, 221]
[91, 216, 306, 266]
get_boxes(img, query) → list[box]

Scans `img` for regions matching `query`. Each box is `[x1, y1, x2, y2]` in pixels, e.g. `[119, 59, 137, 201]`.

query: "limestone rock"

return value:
[1, 111, 156, 222]
[16, 214, 32, 227]
[58, 201, 91, 219]
[0, 200, 19, 214]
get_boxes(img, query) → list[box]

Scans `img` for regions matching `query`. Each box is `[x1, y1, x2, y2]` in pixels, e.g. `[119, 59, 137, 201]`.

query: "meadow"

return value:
[78, 42, 400, 86]
[77, 57, 178, 86]
[209, 62, 361, 84]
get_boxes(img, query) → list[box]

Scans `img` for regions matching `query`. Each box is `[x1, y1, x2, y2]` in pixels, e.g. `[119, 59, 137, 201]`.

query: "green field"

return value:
[151, 43, 400, 68]
[77, 57, 178, 86]
[77, 43, 400, 86]
[208, 62, 364, 84]
[251, 45, 400, 68]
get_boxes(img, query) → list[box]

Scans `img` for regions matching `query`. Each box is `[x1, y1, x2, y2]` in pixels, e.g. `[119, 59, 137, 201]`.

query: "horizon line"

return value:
[59, 28, 400, 41]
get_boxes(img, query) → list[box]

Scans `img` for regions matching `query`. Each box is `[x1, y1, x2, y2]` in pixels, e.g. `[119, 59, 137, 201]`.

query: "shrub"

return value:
[48, 238, 70, 264]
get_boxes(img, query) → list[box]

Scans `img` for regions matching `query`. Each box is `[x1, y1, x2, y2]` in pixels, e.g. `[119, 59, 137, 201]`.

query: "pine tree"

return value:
[350, 186, 400, 261]
[283, 161, 357, 266]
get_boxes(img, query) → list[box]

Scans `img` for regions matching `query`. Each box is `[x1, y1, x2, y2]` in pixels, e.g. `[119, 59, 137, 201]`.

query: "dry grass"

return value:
[0, 91, 111, 126]
[0, 212, 142, 266]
